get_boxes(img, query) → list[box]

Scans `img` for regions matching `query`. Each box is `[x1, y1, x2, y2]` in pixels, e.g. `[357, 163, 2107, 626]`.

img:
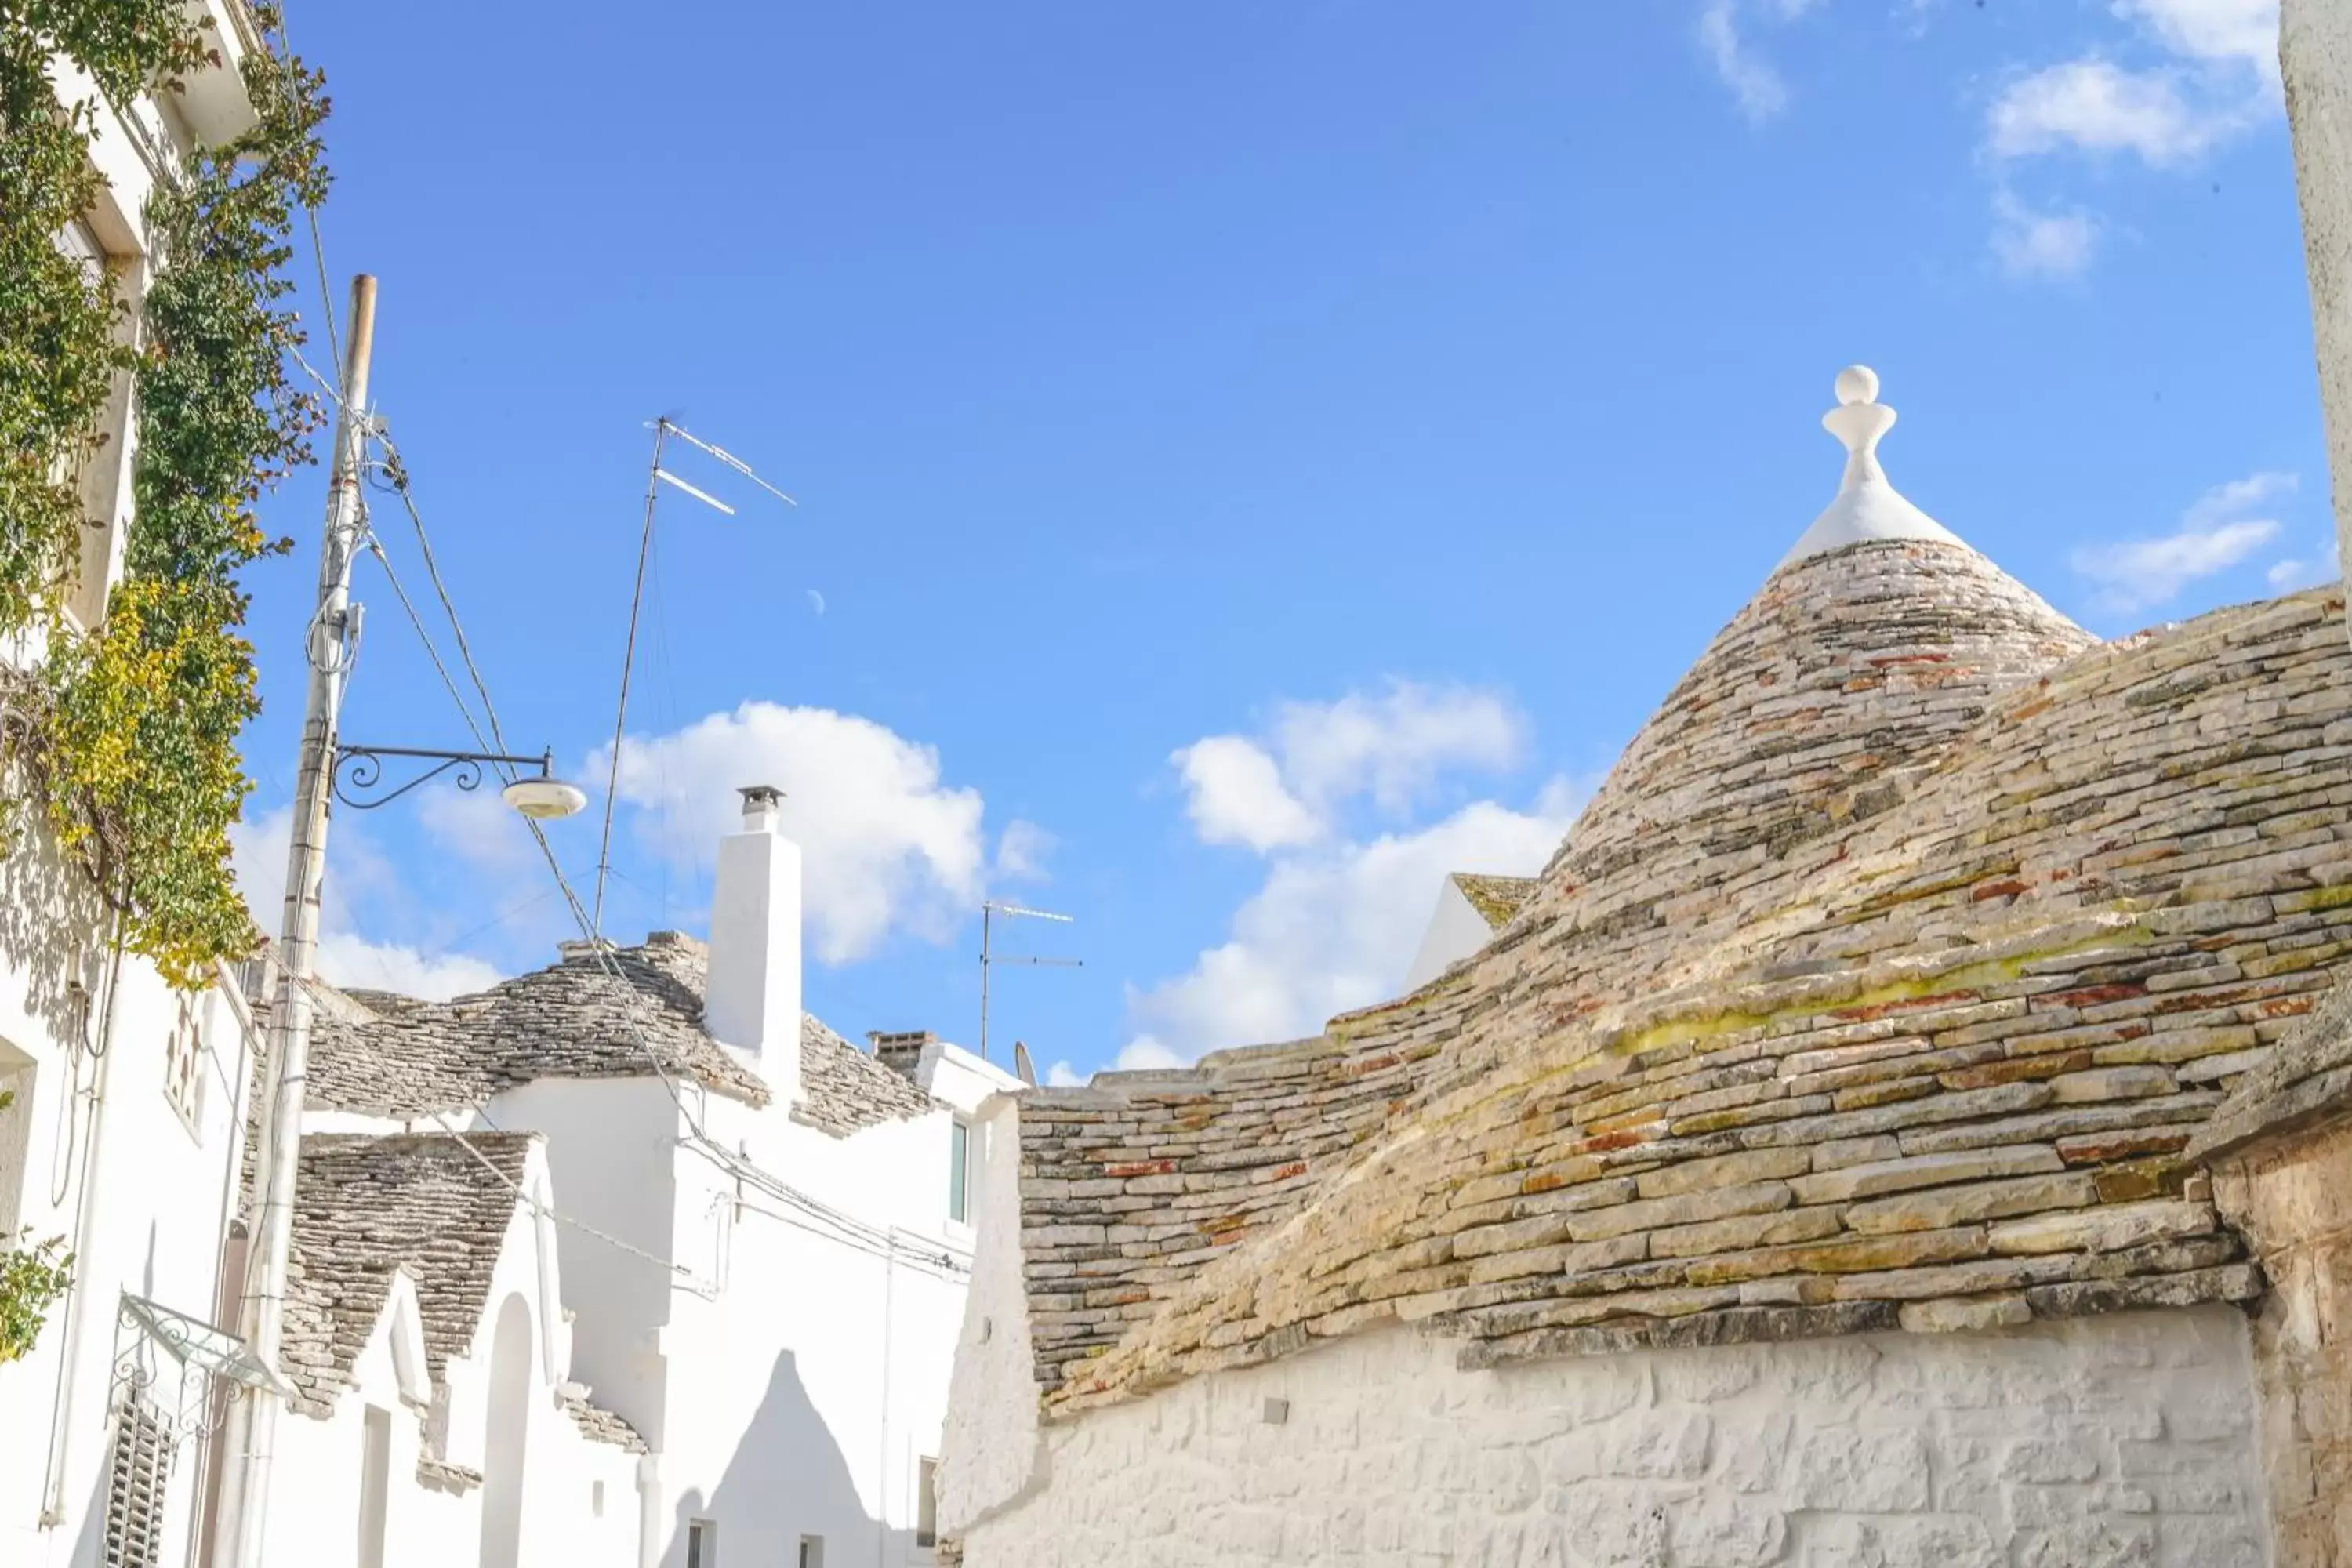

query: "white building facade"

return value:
[0, 11, 286, 1568]
[249, 786, 1020, 1568]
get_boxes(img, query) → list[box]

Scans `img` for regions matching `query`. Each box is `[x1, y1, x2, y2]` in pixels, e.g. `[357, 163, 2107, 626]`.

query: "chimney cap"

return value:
[739, 784, 784, 808]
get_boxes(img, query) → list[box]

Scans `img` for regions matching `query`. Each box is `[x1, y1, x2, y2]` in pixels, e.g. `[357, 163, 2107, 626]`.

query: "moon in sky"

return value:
[807, 589, 826, 615]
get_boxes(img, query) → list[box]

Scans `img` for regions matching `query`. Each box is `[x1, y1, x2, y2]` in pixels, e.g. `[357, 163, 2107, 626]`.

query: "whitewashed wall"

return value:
[952, 1308, 2272, 1568]
[0, 920, 252, 1568]
[0, 14, 271, 1564]
[261, 1146, 640, 1568]
[489, 1076, 684, 1446]
[938, 1096, 1038, 1532]
[497, 1042, 1015, 1568]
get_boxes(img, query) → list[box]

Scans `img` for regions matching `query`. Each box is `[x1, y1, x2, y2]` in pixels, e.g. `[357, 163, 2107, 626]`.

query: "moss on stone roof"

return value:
[1452, 873, 1539, 931]
[1007, 545, 2352, 1414]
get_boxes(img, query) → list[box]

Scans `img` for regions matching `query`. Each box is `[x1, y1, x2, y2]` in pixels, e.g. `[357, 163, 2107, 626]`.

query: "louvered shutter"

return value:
[100, 1397, 176, 1568]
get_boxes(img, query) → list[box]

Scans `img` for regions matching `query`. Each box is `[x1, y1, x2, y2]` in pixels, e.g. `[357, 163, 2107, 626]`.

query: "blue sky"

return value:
[232, 0, 2324, 1082]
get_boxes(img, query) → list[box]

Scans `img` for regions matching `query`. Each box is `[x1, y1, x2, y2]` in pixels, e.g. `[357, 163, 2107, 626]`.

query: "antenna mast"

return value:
[591, 418, 797, 935]
[979, 900, 1079, 1062]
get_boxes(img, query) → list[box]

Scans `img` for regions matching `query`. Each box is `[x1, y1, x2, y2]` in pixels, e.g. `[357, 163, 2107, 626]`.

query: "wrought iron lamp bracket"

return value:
[332, 742, 554, 811]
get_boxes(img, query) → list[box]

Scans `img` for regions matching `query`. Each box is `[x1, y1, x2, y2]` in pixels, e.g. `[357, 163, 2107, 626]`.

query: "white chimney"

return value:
[704, 785, 803, 1102]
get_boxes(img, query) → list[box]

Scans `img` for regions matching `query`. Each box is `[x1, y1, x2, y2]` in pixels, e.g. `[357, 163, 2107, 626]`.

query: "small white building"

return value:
[248, 786, 1022, 1567]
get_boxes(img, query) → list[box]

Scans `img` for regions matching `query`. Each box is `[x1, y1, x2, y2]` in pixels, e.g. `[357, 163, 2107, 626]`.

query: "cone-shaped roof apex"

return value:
[1779, 365, 1967, 568]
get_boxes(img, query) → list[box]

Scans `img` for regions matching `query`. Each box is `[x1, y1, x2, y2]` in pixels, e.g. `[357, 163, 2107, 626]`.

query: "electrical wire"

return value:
[255, 0, 969, 1452]
[421, 1109, 717, 1295]
[594, 422, 668, 934]
[369, 429, 516, 780]
[358, 532, 499, 759]
[267, 3, 343, 401]
[340, 406, 971, 1283]
[260, 962, 713, 1293]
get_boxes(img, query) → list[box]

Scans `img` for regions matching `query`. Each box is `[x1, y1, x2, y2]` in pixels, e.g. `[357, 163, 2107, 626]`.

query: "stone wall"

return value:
[2209, 1112, 2352, 1566]
[956, 1308, 2270, 1568]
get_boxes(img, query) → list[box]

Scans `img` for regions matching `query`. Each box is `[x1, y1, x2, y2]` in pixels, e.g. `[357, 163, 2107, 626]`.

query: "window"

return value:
[592, 1479, 605, 1518]
[0, 1044, 34, 1235]
[798, 1536, 825, 1568]
[162, 1000, 202, 1135]
[688, 1519, 718, 1568]
[101, 1396, 175, 1568]
[916, 1457, 939, 1548]
[947, 1120, 970, 1225]
[56, 217, 134, 633]
[357, 1406, 391, 1568]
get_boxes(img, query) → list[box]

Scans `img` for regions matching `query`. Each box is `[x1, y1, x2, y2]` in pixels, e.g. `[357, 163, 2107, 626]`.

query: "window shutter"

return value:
[101, 1396, 176, 1568]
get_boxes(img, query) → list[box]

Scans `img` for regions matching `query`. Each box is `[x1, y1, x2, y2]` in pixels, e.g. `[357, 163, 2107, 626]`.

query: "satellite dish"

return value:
[1012, 1040, 1037, 1087]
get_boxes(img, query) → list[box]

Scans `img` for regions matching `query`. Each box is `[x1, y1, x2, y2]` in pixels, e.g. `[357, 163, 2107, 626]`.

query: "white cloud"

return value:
[230, 805, 504, 1002]
[1988, 58, 2223, 165]
[314, 934, 502, 1000]
[1991, 189, 2101, 278]
[417, 781, 538, 873]
[1044, 1059, 1087, 1088]
[2115, 0, 2278, 71]
[2071, 471, 2296, 614]
[1272, 682, 1524, 817]
[1175, 681, 1528, 858]
[1980, 2, 2278, 276]
[2267, 532, 2340, 592]
[1698, 0, 1791, 122]
[1123, 787, 1577, 1065]
[1138, 682, 1564, 1065]
[1112, 1036, 1187, 1073]
[993, 819, 1055, 880]
[1173, 735, 1321, 852]
[608, 701, 989, 965]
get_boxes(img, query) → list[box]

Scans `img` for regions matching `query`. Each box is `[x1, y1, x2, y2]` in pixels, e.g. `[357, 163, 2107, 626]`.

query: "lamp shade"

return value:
[502, 778, 588, 820]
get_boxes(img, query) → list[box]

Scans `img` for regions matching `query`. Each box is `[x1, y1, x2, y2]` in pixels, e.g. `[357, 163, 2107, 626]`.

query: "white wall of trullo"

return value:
[953, 1306, 2270, 1568]
[2284, 0, 2352, 583]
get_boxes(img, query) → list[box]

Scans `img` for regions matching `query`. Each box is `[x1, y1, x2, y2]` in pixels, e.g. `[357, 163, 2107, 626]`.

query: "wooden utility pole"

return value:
[210, 273, 376, 1568]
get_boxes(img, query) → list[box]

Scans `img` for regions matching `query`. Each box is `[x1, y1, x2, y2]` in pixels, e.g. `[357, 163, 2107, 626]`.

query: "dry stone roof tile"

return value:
[1011, 550, 2352, 1414]
[307, 933, 770, 1112]
[798, 1011, 938, 1135]
[416, 1457, 482, 1493]
[2191, 966, 2352, 1161]
[280, 1131, 534, 1417]
[303, 932, 938, 1137]
[562, 1390, 649, 1452]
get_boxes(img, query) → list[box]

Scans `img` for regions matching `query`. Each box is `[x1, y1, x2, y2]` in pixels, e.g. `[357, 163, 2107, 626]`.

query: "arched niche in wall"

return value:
[479, 1293, 534, 1568]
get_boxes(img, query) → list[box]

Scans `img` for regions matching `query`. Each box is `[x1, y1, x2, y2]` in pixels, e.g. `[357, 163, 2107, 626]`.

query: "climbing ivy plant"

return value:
[1, 2, 329, 985]
[0, 1090, 71, 1363]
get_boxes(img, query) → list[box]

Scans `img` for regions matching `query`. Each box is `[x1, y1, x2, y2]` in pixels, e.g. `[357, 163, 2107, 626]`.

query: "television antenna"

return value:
[591, 416, 797, 935]
[979, 901, 1079, 1063]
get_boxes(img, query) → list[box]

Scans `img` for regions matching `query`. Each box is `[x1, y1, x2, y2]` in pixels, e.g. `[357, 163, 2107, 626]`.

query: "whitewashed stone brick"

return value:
[952, 1312, 2267, 1568]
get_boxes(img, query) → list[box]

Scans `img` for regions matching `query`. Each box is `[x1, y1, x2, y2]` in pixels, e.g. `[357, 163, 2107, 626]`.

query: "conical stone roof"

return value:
[1004, 365, 2350, 1415]
[1504, 370, 2096, 1021]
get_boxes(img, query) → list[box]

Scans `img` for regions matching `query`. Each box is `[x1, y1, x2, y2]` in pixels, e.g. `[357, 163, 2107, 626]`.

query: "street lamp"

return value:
[330, 742, 588, 819]
[214, 276, 587, 1568]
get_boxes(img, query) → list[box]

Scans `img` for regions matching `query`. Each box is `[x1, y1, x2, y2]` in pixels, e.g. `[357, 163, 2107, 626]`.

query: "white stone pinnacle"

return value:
[1777, 365, 1968, 569]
